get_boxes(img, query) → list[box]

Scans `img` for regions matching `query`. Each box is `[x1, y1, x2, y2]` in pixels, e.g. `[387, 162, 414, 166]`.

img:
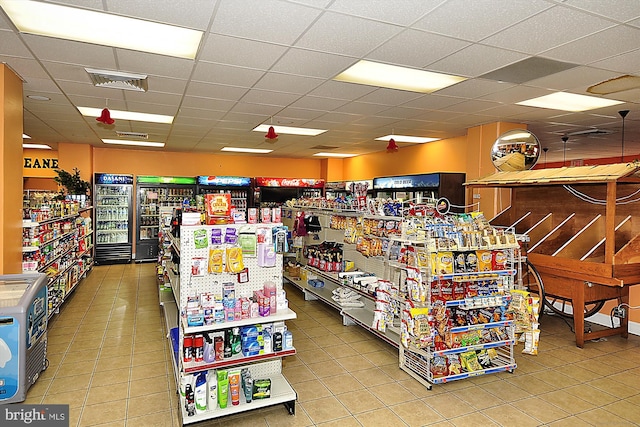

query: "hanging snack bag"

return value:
[492, 250, 507, 270]
[437, 251, 454, 275]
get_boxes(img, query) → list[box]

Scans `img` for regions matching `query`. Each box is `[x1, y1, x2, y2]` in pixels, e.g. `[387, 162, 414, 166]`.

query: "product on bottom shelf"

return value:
[331, 287, 364, 307]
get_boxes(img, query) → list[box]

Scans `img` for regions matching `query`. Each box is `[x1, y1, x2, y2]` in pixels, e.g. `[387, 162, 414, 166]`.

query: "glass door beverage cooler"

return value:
[135, 176, 196, 261]
[94, 173, 134, 264]
[253, 177, 324, 207]
[196, 176, 252, 221]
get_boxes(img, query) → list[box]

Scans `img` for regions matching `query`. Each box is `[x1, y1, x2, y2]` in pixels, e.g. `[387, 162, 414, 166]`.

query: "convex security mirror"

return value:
[491, 129, 541, 171]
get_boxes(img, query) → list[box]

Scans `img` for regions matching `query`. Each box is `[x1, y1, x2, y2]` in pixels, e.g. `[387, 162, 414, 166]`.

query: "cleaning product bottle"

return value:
[194, 371, 208, 414]
[208, 370, 218, 410]
[203, 333, 216, 363]
[231, 327, 241, 355]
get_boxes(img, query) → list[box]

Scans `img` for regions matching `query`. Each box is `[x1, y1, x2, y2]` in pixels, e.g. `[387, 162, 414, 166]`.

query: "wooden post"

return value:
[605, 181, 616, 264]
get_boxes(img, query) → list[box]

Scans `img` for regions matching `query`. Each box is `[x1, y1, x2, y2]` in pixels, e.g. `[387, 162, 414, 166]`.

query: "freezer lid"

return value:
[0, 279, 32, 306]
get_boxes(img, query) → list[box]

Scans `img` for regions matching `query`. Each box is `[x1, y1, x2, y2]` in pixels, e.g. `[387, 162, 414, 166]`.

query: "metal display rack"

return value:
[174, 223, 297, 424]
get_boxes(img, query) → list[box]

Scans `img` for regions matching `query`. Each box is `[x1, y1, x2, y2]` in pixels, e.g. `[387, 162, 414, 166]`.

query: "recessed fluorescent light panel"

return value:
[375, 135, 439, 143]
[0, 0, 202, 59]
[22, 134, 31, 139]
[78, 107, 173, 124]
[313, 152, 357, 158]
[221, 147, 273, 154]
[516, 92, 624, 112]
[102, 139, 164, 148]
[23, 143, 51, 149]
[252, 124, 327, 136]
[334, 60, 466, 93]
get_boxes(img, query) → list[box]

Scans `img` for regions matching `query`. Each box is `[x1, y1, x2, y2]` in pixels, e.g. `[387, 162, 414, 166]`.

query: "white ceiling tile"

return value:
[253, 72, 324, 94]
[181, 96, 236, 111]
[22, 77, 65, 93]
[117, 49, 195, 79]
[0, 30, 33, 58]
[199, 34, 288, 70]
[367, 29, 470, 68]
[328, 0, 442, 25]
[541, 25, 640, 65]
[287, 96, 347, 111]
[146, 76, 188, 95]
[482, 5, 615, 55]
[335, 102, 389, 115]
[590, 48, 640, 74]
[476, 85, 552, 103]
[186, 82, 248, 101]
[414, 0, 553, 42]
[212, 0, 322, 45]
[402, 94, 465, 110]
[176, 108, 226, 122]
[356, 88, 423, 106]
[442, 99, 502, 114]
[122, 101, 178, 116]
[273, 107, 326, 121]
[192, 62, 265, 87]
[271, 48, 355, 78]
[376, 106, 424, 120]
[308, 80, 377, 100]
[428, 44, 528, 77]
[229, 102, 282, 116]
[1, 57, 48, 81]
[564, 0, 640, 22]
[106, 0, 217, 30]
[22, 34, 117, 68]
[239, 89, 301, 107]
[525, 66, 620, 92]
[435, 79, 516, 99]
[294, 11, 402, 57]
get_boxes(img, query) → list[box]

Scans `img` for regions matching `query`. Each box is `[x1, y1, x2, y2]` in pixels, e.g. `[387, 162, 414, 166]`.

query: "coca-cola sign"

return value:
[255, 177, 325, 188]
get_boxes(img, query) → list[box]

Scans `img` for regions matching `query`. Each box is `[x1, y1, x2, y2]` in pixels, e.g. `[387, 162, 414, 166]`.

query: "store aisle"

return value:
[23, 264, 640, 426]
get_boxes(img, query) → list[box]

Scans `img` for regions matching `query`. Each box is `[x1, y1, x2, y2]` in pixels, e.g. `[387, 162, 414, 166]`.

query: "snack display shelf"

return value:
[444, 295, 511, 308]
[182, 308, 297, 335]
[39, 245, 76, 272]
[400, 347, 516, 387]
[180, 373, 296, 424]
[341, 308, 400, 348]
[183, 349, 297, 374]
[432, 339, 517, 357]
[77, 244, 94, 259]
[450, 319, 513, 334]
[22, 229, 77, 253]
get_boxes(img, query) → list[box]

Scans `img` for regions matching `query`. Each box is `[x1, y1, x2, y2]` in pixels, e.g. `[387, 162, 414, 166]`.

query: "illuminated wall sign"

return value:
[138, 175, 196, 185]
[197, 176, 251, 187]
[95, 173, 134, 185]
[255, 177, 325, 188]
[373, 174, 440, 190]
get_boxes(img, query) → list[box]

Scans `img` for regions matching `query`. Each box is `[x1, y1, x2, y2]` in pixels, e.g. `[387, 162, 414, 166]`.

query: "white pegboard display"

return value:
[178, 224, 284, 308]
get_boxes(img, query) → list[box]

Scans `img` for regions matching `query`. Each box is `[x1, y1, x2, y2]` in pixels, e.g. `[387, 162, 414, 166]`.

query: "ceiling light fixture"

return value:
[252, 124, 327, 136]
[619, 110, 630, 162]
[102, 139, 164, 148]
[221, 147, 273, 154]
[375, 134, 439, 143]
[313, 152, 357, 158]
[516, 92, 624, 112]
[23, 143, 51, 150]
[78, 107, 173, 124]
[96, 107, 115, 125]
[334, 60, 466, 93]
[386, 138, 399, 152]
[0, 0, 203, 59]
[26, 95, 50, 101]
[22, 134, 31, 139]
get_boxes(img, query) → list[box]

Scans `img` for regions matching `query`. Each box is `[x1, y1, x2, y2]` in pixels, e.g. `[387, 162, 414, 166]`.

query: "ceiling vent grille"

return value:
[310, 145, 338, 150]
[85, 68, 148, 92]
[116, 131, 149, 139]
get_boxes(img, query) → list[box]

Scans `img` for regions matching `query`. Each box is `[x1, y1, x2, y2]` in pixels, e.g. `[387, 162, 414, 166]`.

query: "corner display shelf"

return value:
[282, 205, 520, 389]
[175, 223, 296, 425]
[22, 203, 94, 320]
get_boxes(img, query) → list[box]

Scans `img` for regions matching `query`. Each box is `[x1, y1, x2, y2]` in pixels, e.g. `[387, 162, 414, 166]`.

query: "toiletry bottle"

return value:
[273, 331, 283, 352]
[283, 330, 293, 350]
[231, 327, 241, 355]
[185, 384, 195, 416]
[194, 372, 208, 414]
[263, 330, 272, 354]
[208, 370, 217, 409]
[224, 329, 232, 358]
[203, 334, 216, 363]
[194, 334, 204, 362]
[183, 335, 193, 362]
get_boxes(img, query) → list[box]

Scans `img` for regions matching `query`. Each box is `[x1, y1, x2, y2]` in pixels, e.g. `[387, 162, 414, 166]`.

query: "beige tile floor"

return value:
[22, 263, 640, 426]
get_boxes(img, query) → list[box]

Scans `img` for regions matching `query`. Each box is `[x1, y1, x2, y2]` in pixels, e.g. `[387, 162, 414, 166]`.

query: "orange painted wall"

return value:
[93, 147, 323, 178]
[1, 64, 24, 274]
[22, 149, 59, 178]
[59, 143, 93, 183]
[24, 177, 57, 191]
[343, 135, 468, 180]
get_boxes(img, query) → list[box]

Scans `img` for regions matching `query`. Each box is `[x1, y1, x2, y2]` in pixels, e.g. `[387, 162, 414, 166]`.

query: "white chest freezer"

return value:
[0, 273, 48, 404]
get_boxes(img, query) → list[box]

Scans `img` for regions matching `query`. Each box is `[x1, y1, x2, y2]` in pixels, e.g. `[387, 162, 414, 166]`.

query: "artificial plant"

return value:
[53, 168, 91, 198]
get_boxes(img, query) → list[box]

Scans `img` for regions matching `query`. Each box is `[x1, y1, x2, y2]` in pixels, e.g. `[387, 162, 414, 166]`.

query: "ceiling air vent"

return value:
[116, 131, 149, 139]
[310, 145, 338, 150]
[85, 68, 148, 92]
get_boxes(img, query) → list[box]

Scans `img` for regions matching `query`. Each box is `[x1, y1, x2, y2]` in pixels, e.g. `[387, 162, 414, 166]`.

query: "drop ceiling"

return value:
[2, 0, 640, 163]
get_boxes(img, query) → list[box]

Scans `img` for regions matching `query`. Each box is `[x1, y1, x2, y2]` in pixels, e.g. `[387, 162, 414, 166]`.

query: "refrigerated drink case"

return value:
[136, 176, 196, 261]
[94, 173, 134, 264]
